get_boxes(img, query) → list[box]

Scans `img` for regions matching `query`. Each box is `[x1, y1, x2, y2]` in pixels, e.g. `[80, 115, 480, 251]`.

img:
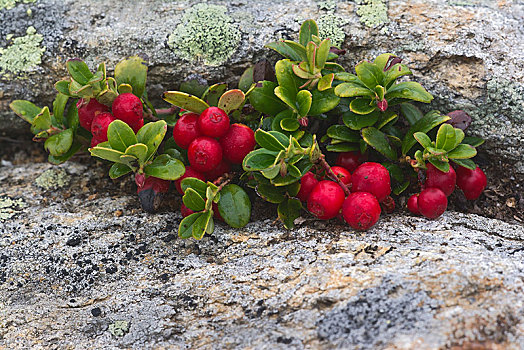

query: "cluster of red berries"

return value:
[408, 164, 487, 219]
[78, 93, 145, 147]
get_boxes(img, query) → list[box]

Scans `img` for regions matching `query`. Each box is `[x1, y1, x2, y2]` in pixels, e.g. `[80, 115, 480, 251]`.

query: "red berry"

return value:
[407, 194, 420, 215]
[425, 163, 456, 196]
[137, 176, 170, 193]
[198, 107, 230, 138]
[174, 166, 207, 195]
[137, 176, 170, 213]
[342, 192, 381, 231]
[219, 123, 256, 164]
[90, 112, 116, 141]
[112, 93, 143, 126]
[127, 117, 144, 134]
[90, 135, 105, 148]
[180, 203, 195, 218]
[212, 202, 223, 221]
[307, 180, 345, 220]
[331, 166, 352, 185]
[335, 151, 367, 173]
[418, 188, 448, 219]
[351, 162, 391, 202]
[188, 136, 223, 173]
[456, 166, 487, 200]
[173, 113, 202, 149]
[296, 172, 320, 202]
[78, 98, 109, 131]
[204, 160, 231, 181]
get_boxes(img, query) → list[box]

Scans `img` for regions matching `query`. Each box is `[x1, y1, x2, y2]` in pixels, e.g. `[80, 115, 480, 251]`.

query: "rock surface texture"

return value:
[1, 0, 523, 170]
[1, 160, 523, 349]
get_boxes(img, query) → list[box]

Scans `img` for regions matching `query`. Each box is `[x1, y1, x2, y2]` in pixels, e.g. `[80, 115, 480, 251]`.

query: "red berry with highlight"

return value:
[188, 136, 223, 173]
[198, 107, 230, 138]
[336, 151, 367, 173]
[307, 180, 345, 220]
[418, 188, 448, 219]
[204, 160, 231, 182]
[174, 166, 206, 195]
[173, 113, 202, 149]
[331, 166, 352, 185]
[407, 194, 420, 215]
[456, 166, 487, 200]
[425, 163, 456, 196]
[112, 93, 143, 126]
[296, 172, 319, 202]
[351, 162, 391, 202]
[219, 123, 256, 164]
[78, 98, 109, 131]
[342, 192, 381, 231]
[90, 112, 115, 141]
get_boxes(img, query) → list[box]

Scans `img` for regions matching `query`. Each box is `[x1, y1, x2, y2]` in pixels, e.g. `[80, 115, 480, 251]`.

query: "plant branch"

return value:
[318, 154, 350, 196]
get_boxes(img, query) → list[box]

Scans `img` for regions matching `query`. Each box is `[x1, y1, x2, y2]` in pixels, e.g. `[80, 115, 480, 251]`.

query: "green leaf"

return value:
[413, 132, 432, 149]
[361, 127, 397, 160]
[327, 125, 360, 142]
[202, 83, 228, 106]
[48, 141, 83, 165]
[265, 41, 305, 61]
[287, 164, 301, 178]
[334, 82, 374, 98]
[163, 91, 210, 114]
[373, 53, 395, 70]
[125, 143, 148, 165]
[376, 110, 398, 130]
[274, 86, 297, 112]
[52, 93, 69, 126]
[283, 40, 308, 61]
[435, 123, 457, 151]
[249, 81, 288, 117]
[281, 118, 300, 132]
[66, 59, 93, 85]
[384, 64, 412, 87]
[114, 56, 148, 97]
[278, 198, 302, 229]
[256, 184, 286, 203]
[271, 109, 294, 132]
[118, 83, 133, 94]
[54, 80, 71, 96]
[393, 181, 410, 195]
[178, 212, 203, 239]
[243, 148, 279, 171]
[452, 128, 465, 150]
[275, 59, 303, 97]
[44, 128, 74, 156]
[217, 89, 245, 114]
[350, 98, 376, 115]
[382, 162, 404, 183]
[462, 136, 484, 147]
[193, 211, 214, 240]
[183, 188, 206, 212]
[261, 164, 281, 179]
[9, 100, 42, 124]
[326, 143, 360, 152]
[31, 107, 52, 134]
[309, 88, 340, 115]
[144, 154, 185, 180]
[107, 120, 138, 152]
[239, 67, 254, 92]
[355, 61, 385, 89]
[401, 111, 450, 155]
[316, 39, 330, 69]
[342, 110, 379, 130]
[306, 42, 316, 72]
[428, 158, 450, 173]
[109, 163, 132, 179]
[385, 82, 433, 103]
[400, 102, 423, 125]
[218, 184, 251, 228]
[317, 73, 334, 92]
[271, 173, 301, 186]
[296, 90, 312, 117]
[136, 120, 167, 161]
[179, 79, 208, 97]
[452, 158, 476, 170]
[89, 145, 125, 163]
[299, 19, 319, 47]
[181, 178, 207, 198]
[447, 144, 477, 159]
[334, 72, 359, 82]
[255, 129, 287, 151]
[65, 103, 79, 130]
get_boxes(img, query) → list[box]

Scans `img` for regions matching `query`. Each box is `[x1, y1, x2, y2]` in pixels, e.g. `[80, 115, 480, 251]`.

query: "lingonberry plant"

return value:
[10, 18, 489, 238]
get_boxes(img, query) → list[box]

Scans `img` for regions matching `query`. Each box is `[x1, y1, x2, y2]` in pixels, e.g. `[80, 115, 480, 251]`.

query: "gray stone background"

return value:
[1, 0, 524, 349]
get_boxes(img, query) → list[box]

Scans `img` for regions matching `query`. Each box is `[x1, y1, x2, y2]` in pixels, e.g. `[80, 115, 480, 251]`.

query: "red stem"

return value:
[318, 154, 350, 196]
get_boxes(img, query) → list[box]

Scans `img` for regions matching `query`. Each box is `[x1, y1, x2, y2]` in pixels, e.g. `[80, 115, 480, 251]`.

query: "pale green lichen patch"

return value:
[316, 0, 337, 11]
[0, 26, 45, 78]
[167, 4, 241, 66]
[318, 14, 347, 47]
[0, 0, 35, 11]
[485, 79, 524, 122]
[109, 320, 129, 337]
[35, 168, 71, 191]
[0, 196, 25, 222]
[356, 0, 389, 28]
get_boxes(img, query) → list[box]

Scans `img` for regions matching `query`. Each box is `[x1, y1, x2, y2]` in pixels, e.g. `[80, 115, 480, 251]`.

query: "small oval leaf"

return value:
[218, 184, 251, 228]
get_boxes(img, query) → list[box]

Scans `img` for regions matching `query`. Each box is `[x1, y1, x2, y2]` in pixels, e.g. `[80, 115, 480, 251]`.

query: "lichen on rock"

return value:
[167, 4, 241, 66]
[35, 167, 70, 191]
[0, 196, 25, 222]
[317, 14, 347, 47]
[356, 0, 389, 28]
[0, 26, 45, 78]
[0, 0, 35, 11]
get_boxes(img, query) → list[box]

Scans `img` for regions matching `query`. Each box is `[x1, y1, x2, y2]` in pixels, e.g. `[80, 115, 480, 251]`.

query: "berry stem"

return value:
[318, 154, 350, 196]
[214, 172, 235, 191]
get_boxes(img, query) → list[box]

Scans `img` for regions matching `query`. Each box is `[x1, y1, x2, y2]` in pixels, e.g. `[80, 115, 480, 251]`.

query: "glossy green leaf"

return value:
[144, 154, 185, 180]
[192, 211, 214, 240]
[136, 120, 167, 161]
[452, 128, 465, 150]
[376, 110, 398, 130]
[256, 184, 286, 203]
[428, 158, 450, 173]
[373, 53, 395, 70]
[218, 184, 251, 228]
[334, 72, 359, 82]
[316, 39, 330, 69]
[114, 56, 147, 97]
[181, 177, 207, 198]
[265, 41, 305, 61]
[393, 181, 410, 195]
[271, 173, 300, 186]
[183, 188, 206, 212]
[435, 123, 456, 151]
[382, 162, 404, 183]
[117, 83, 133, 94]
[179, 79, 208, 98]
[261, 164, 281, 179]
[447, 144, 477, 159]
[361, 127, 397, 160]
[306, 42, 316, 71]
[31, 107, 52, 134]
[67, 59, 93, 85]
[255, 129, 287, 151]
[48, 141, 83, 165]
[55, 80, 71, 96]
[239, 67, 254, 92]
[342, 110, 379, 130]
[178, 212, 203, 239]
[296, 90, 312, 117]
[65, 103, 79, 130]
[107, 120, 138, 152]
[274, 86, 298, 112]
[217, 89, 245, 114]
[89, 145, 125, 163]
[355, 61, 385, 89]
[350, 98, 376, 115]
[401, 111, 450, 155]
[385, 81, 433, 103]
[400, 102, 423, 126]
[243, 148, 279, 171]
[202, 83, 227, 106]
[384, 64, 412, 87]
[287, 164, 301, 178]
[326, 143, 360, 152]
[283, 40, 308, 61]
[275, 59, 304, 97]
[109, 163, 133, 179]
[44, 128, 73, 156]
[299, 19, 319, 47]
[413, 132, 432, 149]
[281, 118, 300, 132]
[249, 81, 288, 117]
[163, 91, 210, 114]
[334, 82, 374, 98]
[51, 93, 69, 126]
[278, 198, 302, 229]
[452, 158, 476, 170]
[462, 136, 484, 147]
[9, 100, 41, 124]
[309, 88, 340, 115]
[317, 73, 334, 92]
[327, 125, 360, 142]
[125, 143, 148, 165]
